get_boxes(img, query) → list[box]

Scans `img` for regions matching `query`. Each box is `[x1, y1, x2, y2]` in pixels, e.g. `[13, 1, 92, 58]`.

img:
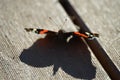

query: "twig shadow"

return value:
[19, 34, 96, 79]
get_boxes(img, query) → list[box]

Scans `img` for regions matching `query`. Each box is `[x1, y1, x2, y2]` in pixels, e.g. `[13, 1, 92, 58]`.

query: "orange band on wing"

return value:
[74, 32, 88, 38]
[39, 29, 48, 34]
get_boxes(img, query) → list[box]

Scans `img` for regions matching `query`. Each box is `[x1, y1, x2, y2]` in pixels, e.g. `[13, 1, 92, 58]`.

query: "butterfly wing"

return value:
[72, 31, 99, 40]
[25, 28, 99, 40]
[25, 28, 57, 35]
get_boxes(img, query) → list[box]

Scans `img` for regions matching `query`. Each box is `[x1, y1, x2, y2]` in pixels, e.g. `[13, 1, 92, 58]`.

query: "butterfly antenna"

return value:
[48, 17, 59, 27]
[60, 18, 67, 28]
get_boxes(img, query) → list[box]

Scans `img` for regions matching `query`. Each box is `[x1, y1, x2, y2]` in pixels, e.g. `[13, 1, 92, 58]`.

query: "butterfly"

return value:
[25, 28, 99, 40]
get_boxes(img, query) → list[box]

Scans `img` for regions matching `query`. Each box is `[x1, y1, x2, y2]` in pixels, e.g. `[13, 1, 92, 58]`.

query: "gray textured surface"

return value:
[1, 0, 119, 80]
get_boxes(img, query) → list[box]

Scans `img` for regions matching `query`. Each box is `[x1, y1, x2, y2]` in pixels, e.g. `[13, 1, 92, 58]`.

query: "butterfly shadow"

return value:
[19, 34, 96, 79]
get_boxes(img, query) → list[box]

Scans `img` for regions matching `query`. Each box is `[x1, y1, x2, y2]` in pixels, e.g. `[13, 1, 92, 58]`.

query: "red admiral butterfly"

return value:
[25, 28, 99, 40]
